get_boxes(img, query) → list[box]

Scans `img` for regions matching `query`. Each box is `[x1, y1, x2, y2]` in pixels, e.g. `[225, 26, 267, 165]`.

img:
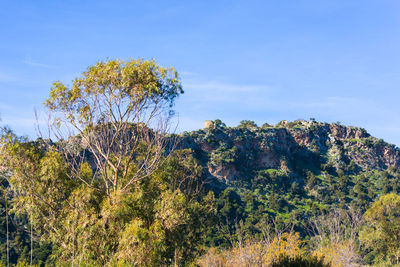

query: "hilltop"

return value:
[179, 119, 399, 184]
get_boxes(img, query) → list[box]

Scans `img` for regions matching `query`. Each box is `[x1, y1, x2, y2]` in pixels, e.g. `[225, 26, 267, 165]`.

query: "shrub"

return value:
[272, 255, 331, 267]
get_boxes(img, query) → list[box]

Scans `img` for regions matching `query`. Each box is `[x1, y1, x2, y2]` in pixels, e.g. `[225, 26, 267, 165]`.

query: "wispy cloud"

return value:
[24, 56, 56, 69]
[180, 78, 275, 108]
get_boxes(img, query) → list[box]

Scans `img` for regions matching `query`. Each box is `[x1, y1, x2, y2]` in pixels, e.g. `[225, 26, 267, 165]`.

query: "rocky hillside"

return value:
[178, 119, 399, 185]
[172, 120, 400, 251]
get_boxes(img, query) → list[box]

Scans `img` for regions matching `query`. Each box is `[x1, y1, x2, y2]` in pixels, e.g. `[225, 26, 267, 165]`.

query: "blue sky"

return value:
[1, 1, 400, 145]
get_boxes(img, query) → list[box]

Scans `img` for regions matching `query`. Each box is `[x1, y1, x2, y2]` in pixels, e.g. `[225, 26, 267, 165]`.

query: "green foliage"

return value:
[0, 129, 214, 266]
[262, 122, 273, 128]
[213, 119, 226, 129]
[3, 118, 400, 265]
[45, 59, 183, 115]
[44, 58, 184, 195]
[209, 145, 238, 167]
[0, 170, 52, 266]
[238, 120, 258, 129]
[360, 193, 400, 265]
[176, 120, 400, 263]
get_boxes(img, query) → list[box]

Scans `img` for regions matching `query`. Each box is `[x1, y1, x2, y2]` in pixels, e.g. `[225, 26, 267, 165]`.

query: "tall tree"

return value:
[43, 59, 183, 195]
[0, 59, 216, 265]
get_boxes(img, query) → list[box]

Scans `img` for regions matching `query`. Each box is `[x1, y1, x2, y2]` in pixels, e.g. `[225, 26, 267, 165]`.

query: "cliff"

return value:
[178, 120, 400, 185]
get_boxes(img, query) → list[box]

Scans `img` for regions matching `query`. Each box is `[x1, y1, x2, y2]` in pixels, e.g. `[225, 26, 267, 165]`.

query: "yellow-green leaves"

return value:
[156, 190, 188, 230]
[45, 81, 69, 110]
[78, 161, 93, 182]
[44, 59, 183, 124]
[1, 59, 213, 266]
[43, 58, 183, 194]
[360, 193, 400, 265]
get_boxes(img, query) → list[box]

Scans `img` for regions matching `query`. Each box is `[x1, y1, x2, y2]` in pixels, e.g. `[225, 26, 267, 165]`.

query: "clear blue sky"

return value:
[1, 1, 400, 145]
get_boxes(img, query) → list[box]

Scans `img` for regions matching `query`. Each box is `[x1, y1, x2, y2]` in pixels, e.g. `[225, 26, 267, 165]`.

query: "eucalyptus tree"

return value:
[44, 59, 183, 195]
[0, 60, 215, 265]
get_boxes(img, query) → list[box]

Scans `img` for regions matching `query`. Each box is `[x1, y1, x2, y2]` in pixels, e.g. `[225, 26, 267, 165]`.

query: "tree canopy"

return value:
[44, 59, 183, 195]
[360, 193, 400, 265]
[0, 59, 217, 266]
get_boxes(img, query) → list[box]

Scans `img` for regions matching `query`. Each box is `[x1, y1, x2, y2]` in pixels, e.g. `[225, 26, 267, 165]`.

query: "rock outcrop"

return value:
[178, 120, 400, 184]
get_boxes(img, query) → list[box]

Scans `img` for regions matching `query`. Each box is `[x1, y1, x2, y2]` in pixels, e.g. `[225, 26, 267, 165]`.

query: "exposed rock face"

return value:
[204, 120, 214, 129]
[208, 164, 238, 183]
[178, 121, 400, 184]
